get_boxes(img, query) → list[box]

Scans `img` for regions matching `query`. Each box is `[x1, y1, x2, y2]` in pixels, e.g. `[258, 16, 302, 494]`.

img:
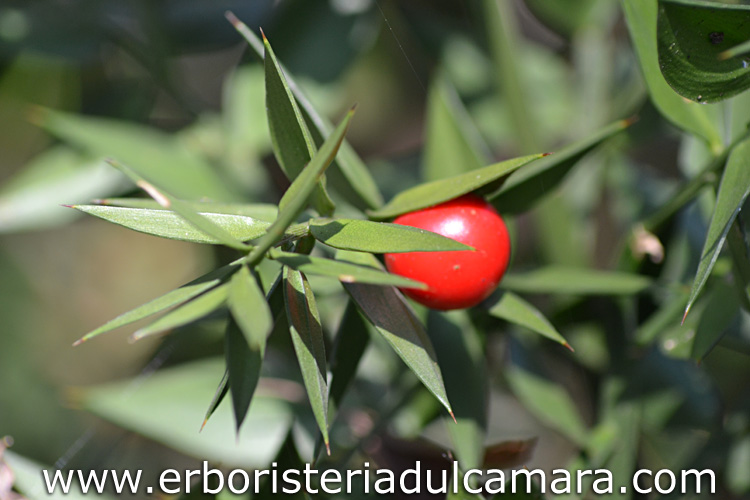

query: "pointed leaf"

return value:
[225, 317, 263, 433]
[228, 13, 383, 210]
[423, 74, 488, 181]
[488, 291, 570, 348]
[283, 268, 330, 451]
[270, 249, 426, 289]
[340, 252, 453, 417]
[34, 108, 238, 201]
[657, 0, 750, 103]
[491, 119, 631, 214]
[502, 266, 652, 295]
[685, 136, 750, 319]
[328, 301, 370, 408]
[106, 160, 252, 251]
[200, 370, 229, 432]
[95, 198, 278, 221]
[247, 109, 355, 263]
[73, 205, 272, 244]
[429, 310, 487, 471]
[74, 265, 235, 345]
[310, 218, 473, 253]
[132, 283, 230, 341]
[368, 153, 544, 219]
[622, 0, 722, 149]
[262, 32, 335, 216]
[228, 265, 273, 350]
[692, 281, 739, 361]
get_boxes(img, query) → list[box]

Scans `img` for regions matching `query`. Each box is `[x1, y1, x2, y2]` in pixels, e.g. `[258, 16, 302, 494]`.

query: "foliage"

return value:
[2, 1, 750, 499]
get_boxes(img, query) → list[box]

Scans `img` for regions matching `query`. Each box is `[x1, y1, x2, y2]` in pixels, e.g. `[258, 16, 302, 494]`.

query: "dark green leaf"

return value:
[310, 218, 473, 253]
[328, 301, 370, 408]
[340, 252, 453, 418]
[228, 265, 273, 350]
[262, 32, 335, 216]
[491, 119, 631, 214]
[423, 73, 488, 181]
[73, 265, 235, 345]
[131, 283, 229, 341]
[501, 266, 652, 295]
[692, 281, 739, 361]
[270, 249, 426, 289]
[429, 310, 486, 471]
[228, 14, 383, 210]
[73, 205, 272, 244]
[283, 267, 330, 453]
[225, 317, 263, 433]
[369, 153, 544, 220]
[200, 370, 229, 432]
[685, 136, 750, 320]
[488, 291, 570, 348]
[247, 109, 355, 263]
[657, 0, 750, 103]
[622, 0, 722, 149]
[34, 108, 238, 201]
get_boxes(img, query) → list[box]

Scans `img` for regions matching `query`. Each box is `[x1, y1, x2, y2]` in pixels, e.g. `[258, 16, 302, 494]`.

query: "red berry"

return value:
[385, 194, 511, 310]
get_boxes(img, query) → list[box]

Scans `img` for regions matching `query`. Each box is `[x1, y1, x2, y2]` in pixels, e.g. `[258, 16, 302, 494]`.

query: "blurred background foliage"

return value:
[1, 0, 750, 499]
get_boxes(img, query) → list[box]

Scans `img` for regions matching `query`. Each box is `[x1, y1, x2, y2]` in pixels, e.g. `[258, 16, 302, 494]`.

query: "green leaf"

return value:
[429, 310, 487, 471]
[94, 198, 279, 221]
[491, 119, 631, 214]
[507, 341, 589, 447]
[106, 160, 252, 251]
[73, 205, 273, 244]
[131, 283, 230, 341]
[622, 0, 722, 150]
[340, 252, 453, 417]
[685, 136, 750, 320]
[501, 266, 652, 295]
[310, 218, 473, 253]
[73, 265, 235, 345]
[227, 13, 383, 210]
[369, 153, 544, 220]
[423, 73, 488, 181]
[225, 317, 263, 433]
[488, 291, 571, 348]
[262, 32, 335, 216]
[247, 109, 355, 264]
[34, 108, 238, 201]
[0, 147, 126, 232]
[657, 0, 750, 103]
[328, 301, 370, 408]
[200, 370, 229, 432]
[270, 249, 426, 289]
[228, 265, 273, 351]
[283, 267, 330, 453]
[692, 281, 739, 361]
[81, 358, 292, 467]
